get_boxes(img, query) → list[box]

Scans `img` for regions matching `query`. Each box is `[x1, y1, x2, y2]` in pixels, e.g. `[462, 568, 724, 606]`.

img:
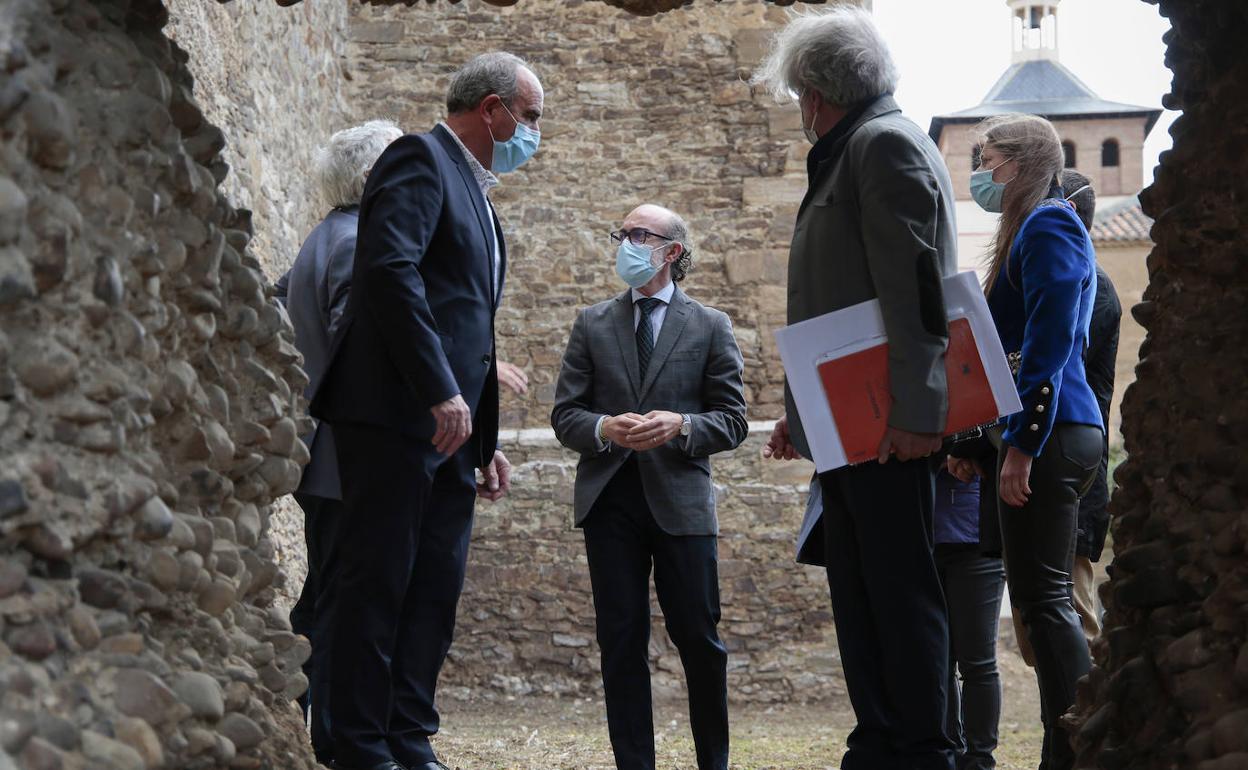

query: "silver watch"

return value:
[679, 414, 692, 437]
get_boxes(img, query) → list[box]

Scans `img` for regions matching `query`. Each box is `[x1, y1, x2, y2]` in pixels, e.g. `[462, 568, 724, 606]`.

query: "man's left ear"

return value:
[665, 243, 683, 263]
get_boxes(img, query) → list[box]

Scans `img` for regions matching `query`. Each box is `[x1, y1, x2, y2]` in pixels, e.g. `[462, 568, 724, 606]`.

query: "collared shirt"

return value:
[438, 121, 501, 300]
[593, 280, 690, 453]
[631, 280, 675, 340]
[438, 121, 499, 195]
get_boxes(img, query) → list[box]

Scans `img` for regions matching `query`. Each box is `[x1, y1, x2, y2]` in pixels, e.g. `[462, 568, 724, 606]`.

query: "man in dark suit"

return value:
[551, 204, 748, 770]
[310, 52, 543, 770]
[274, 119, 403, 763]
[753, 9, 957, 770]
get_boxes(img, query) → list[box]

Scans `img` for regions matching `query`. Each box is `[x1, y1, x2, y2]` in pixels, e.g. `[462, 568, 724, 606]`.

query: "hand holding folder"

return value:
[775, 272, 1022, 472]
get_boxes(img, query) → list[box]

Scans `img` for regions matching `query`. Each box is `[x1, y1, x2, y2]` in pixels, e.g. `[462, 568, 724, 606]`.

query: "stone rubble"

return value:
[1067, 1, 1248, 768]
[0, 0, 322, 766]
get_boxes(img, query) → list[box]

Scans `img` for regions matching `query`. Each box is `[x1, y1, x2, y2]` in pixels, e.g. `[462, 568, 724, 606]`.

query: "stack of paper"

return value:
[775, 271, 1022, 472]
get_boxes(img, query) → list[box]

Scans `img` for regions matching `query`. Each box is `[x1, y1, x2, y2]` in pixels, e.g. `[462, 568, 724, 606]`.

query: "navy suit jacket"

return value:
[274, 206, 358, 499]
[310, 125, 505, 469]
[987, 197, 1103, 457]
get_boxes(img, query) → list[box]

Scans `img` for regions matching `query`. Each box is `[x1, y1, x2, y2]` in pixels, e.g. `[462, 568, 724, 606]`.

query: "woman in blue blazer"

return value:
[949, 113, 1104, 770]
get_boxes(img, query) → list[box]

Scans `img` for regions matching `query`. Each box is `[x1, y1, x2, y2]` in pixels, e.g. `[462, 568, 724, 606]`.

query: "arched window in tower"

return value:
[1102, 139, 1121, 167]
[1062, 141, 1077, 168]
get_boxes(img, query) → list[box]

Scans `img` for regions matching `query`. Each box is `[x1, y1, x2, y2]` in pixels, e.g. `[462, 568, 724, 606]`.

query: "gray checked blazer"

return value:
[551, 286, 748, 536]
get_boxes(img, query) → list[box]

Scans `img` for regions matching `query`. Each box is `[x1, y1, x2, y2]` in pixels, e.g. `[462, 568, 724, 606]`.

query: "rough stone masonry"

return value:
[1, 0, 1245, 768]
[1069, 1, 1248, 768]
[0, 0, 322, 767]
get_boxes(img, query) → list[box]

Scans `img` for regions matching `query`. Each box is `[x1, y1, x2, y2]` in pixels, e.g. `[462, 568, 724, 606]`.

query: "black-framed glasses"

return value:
[609, 227, 674, 246]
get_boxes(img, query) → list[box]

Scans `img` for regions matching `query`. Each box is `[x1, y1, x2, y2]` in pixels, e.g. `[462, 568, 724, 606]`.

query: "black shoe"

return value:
[330, 761, 406, 770]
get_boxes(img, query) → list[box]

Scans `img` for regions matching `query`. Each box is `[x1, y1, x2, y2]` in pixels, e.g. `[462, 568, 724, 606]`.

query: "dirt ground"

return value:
[425, 625, 1046, 770]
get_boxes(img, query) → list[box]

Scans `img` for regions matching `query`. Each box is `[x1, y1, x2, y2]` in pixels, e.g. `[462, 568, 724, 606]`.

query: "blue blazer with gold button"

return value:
[987, 196, 1104, 456]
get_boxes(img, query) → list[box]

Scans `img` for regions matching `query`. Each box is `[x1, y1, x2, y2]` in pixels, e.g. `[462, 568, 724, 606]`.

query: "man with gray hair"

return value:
[274, 117, 403, 765]
[552, 204, 747, 770]
[754, 8, 958, 770]
[310, 52, 543, 770]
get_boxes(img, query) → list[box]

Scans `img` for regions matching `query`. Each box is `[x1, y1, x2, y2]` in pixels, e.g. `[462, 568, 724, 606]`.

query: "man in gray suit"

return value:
[274, 119, 402, 763]
[753, 9, 957, 770]
[552, 204, 747, 770]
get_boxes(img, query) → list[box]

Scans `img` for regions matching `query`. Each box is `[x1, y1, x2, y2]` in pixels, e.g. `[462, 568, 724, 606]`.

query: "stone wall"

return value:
[1070, 0, 1248, 766]
[0, 0, 322, 767]
[164, 0, 353, 279]
[162, 0, 353, 608]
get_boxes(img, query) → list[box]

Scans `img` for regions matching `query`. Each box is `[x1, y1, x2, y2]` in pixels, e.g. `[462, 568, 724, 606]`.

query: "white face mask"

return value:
[801, 92, 820, 145]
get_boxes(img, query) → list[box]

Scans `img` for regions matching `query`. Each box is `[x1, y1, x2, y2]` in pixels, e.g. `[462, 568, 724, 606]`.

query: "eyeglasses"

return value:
[609, 228, 674, 246]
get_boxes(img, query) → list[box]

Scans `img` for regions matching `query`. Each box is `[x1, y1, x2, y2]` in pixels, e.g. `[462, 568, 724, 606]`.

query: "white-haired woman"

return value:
[755, 8, 961, 770]
[274, 118, 403, 765]
[950, 113, 1104, 770]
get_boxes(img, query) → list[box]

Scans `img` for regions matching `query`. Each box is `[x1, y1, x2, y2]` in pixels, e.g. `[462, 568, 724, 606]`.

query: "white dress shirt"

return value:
[594, 280, 691, 452]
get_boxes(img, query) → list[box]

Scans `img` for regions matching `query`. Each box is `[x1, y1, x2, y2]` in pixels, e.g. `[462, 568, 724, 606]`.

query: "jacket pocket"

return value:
[667, 349, 704, 363]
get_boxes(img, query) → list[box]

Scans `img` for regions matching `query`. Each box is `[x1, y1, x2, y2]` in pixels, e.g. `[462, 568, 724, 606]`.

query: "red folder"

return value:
[816, 318, 998, 465]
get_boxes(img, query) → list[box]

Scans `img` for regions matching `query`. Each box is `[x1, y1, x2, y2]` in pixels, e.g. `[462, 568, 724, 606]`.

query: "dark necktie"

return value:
[635, 297, 662, 381]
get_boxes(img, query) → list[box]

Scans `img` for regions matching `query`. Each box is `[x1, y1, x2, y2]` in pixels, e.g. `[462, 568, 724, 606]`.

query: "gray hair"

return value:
[751, 7, 899, 107]
[662, 211, 694, 283]
[315, 119, 403, 208]
[446, 52, 532, 114]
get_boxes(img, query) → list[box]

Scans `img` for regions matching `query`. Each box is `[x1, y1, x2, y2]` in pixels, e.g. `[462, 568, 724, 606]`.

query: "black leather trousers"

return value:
[994, 423, 1102, 770]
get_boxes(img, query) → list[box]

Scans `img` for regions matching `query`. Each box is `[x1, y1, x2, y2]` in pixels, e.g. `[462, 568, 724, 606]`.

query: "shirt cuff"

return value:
[594, 415, 609, 453]
[682, 414, 693, 452]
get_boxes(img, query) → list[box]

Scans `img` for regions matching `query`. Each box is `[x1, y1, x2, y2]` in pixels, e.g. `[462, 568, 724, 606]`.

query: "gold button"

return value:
[1041, 386, 1051, 395]
[1029, 424, 1040, 431]
[1036, 404, 1045, 413]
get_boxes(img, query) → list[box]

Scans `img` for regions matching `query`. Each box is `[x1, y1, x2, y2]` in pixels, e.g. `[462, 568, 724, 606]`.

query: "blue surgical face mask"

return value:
[490, 102, 540, 174]
[970, 160, 1015, 213]
[615, 240, 668, 289]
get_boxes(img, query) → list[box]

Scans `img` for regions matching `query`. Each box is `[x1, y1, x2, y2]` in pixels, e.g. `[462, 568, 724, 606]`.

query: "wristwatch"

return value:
[679, 414, 692, 438]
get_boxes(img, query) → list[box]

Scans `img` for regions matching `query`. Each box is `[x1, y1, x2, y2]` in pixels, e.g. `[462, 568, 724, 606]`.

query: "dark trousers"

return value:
[818, 458, 955, 770]
[995, 424, 1101, 770]
[935, 545, 1005, 770]
[289, 492, 343, 762]
[326, 422, 477, 768]
[582, 458, 729, 770]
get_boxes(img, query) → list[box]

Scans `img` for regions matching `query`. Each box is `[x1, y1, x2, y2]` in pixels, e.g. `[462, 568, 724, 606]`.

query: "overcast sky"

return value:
[872, 0, 1176, 186]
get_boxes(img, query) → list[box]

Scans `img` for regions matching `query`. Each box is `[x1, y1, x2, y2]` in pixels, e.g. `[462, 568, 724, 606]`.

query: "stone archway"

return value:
[1066, 1, 1248, 768]
[0, 0, 1243, 768]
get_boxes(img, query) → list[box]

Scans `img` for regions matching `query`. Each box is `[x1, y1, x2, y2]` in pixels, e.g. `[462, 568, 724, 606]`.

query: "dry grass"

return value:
[427, 630, 1047, 770]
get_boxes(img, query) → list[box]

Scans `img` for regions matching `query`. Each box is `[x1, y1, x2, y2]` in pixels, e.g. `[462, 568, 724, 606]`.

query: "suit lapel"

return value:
[611, 292, 641, 399]
[434, 125, 497, 295]
[638, 288, 692, 401]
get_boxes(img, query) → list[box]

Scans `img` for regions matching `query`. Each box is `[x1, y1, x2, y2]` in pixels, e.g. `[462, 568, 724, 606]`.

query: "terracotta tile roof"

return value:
[1091, 196, 1153, 245]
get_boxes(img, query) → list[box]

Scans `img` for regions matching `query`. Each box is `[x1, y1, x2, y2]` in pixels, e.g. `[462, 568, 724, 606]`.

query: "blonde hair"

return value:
[975, 114, 1064, 293]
